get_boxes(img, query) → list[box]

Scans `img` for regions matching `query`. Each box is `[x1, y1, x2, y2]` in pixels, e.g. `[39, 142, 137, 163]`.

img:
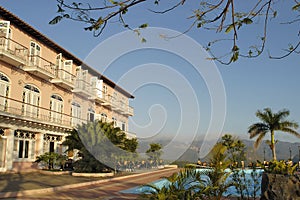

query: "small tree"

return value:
[221, 134, 246, 168]
[146, 143, 162, 168]
[35, 152, 67, 170]
[203, 142, 232, 200]
[248, 108, 300, 161]
[63, 120, 138, 173]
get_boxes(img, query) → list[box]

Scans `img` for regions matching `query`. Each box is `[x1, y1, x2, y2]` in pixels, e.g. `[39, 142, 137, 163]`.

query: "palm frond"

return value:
[279, 120, 299, 129]
[248, 123, 268, 138]
[275, 109, 290, 121]
[254, 131, 266, 149]
[280, 127, 300, 138]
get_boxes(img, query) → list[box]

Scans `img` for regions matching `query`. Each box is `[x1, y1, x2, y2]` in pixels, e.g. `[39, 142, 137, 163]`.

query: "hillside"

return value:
[137, 138, 300, 164]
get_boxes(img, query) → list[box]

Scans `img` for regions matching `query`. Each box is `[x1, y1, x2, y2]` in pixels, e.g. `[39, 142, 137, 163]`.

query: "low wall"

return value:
[72, 172, 114, 177]
[39, 170, 71, 175]
[261, 173, 300, 200]
[163, 165, 178, 168]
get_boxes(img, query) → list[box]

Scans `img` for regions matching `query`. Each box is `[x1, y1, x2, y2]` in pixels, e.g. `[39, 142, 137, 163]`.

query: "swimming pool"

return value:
[121, 168, 264, 197]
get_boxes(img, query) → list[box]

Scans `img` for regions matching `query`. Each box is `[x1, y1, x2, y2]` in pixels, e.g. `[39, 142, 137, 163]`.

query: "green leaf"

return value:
[141, 38, 147, 43]
[248, 50, 253, 57]
[63, 14, 70, 18]
[109, 0, 118, 5]
[292, 3, 300, 11]
[49, 16, 63, 25]
[242, 18, 253, 25]
[232, 45, 239, 52]
[225, 24, 234, 33]
[84, 26, 93, 31]
[139, 23, 148, 29]
[231, 52, 239, 62]
[72, 2, 78, 7]
[57, 5, 65, 13]
[121, 8, 128, 14]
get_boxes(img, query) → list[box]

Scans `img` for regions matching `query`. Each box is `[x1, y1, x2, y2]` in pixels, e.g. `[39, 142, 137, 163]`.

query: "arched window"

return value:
[101, 113, 107, 122]
[50, 94, 63, 124]
[0, 72, 9, 111]
[22, 84, 40, 118]
[112, 117, 117, 127]
[87, 108, 95, 122]
[71, 102, 81, 126]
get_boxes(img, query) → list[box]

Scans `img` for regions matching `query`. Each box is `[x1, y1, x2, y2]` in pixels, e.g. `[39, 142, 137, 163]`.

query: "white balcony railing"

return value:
[0, 95, 72, 128]
[0, 36, 28, 66]
[24, 55, 56, 79]
[51, 68, 75, 90]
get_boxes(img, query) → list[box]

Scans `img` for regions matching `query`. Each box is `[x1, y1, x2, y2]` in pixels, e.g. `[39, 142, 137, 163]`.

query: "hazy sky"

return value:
[2, 1, 300, 146]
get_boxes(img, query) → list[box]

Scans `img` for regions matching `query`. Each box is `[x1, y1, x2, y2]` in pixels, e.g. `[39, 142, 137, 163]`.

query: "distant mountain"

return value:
[137, 138, 300, 164]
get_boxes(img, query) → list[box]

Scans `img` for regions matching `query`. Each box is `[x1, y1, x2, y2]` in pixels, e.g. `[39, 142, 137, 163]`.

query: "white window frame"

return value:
[22, 84, 40, 118]
[101, 113, 107, 122]
[71, 102, 81, 126]
[0, 72, 10, 111]
[0, 21, 10, 50]
[14, 131, 35, 160]
[112, 117, 117, 127]
[121, 122, 126, 131]
[50, 94, 63, 124]
[87, 108, 95, 122]
[56, 53, 63, 78]
[63, 60, 73, 82]
[29, 41, 41, 66]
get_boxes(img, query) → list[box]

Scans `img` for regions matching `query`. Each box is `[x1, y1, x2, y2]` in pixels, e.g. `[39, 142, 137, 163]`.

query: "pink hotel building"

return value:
[0, 7, 135, 172]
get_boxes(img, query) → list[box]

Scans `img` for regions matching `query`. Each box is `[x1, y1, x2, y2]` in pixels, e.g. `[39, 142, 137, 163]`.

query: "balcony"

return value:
[0, 95, 72, 131]
[23, 55, 56, 80]
[72, 79, 92, 97]
[51, 69, 75, 90]
[0, 36, 28, 66]
[125, 106, 134, 116]
[101, 94, 113, 107]
[111, 97, 122, 111]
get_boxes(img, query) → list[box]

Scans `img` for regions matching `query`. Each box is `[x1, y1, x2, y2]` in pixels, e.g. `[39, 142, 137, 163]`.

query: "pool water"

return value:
[121, 168, 264, 197]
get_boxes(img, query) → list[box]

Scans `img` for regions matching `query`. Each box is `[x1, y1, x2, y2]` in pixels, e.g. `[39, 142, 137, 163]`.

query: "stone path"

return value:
[8, 168, 179, 200]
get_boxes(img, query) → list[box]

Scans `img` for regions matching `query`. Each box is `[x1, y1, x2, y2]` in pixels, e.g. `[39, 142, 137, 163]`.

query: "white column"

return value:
[35, 132, 44, 156]
[4, 128, 15, 170]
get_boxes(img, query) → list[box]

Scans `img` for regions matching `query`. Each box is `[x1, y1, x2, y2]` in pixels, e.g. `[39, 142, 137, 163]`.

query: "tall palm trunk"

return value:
[271, 130, 277, 160]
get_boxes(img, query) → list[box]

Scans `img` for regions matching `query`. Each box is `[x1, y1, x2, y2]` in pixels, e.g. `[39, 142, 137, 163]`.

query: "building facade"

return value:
[0, 7, 134, 172]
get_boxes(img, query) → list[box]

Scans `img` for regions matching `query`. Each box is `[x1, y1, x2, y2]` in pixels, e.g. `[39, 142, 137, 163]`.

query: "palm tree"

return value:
[248, 108, 300, 161]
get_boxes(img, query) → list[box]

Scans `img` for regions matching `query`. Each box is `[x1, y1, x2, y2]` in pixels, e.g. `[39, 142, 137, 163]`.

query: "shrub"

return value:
[263, 160, 297, 175]
[35, 152, 67, 170]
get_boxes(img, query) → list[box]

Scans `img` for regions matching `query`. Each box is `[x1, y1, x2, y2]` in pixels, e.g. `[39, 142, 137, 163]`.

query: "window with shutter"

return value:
[56, 53, 63, 78]
[0, 72, 9, 111]
[29, 41, 41, 66]
[71, 102, 81, 126]
[0, 21, 10, 50]
[22, 84, 40, 118]
[63, 60, 73, 82]
[50, 94, 63, 123]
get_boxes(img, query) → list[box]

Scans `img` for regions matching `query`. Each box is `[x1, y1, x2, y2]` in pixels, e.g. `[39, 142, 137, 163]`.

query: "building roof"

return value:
[0, 6, 134, 98]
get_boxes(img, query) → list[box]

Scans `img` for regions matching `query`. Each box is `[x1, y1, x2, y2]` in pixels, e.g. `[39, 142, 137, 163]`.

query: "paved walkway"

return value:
[3, 168, 179, 200]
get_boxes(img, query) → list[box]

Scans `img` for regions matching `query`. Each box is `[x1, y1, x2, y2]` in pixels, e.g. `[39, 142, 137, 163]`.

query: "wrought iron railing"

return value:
[54, 68, 76, 85]
[0, 95, 73, 127]
[28, 55, 56, 76]
[0, 36, 28, 62]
